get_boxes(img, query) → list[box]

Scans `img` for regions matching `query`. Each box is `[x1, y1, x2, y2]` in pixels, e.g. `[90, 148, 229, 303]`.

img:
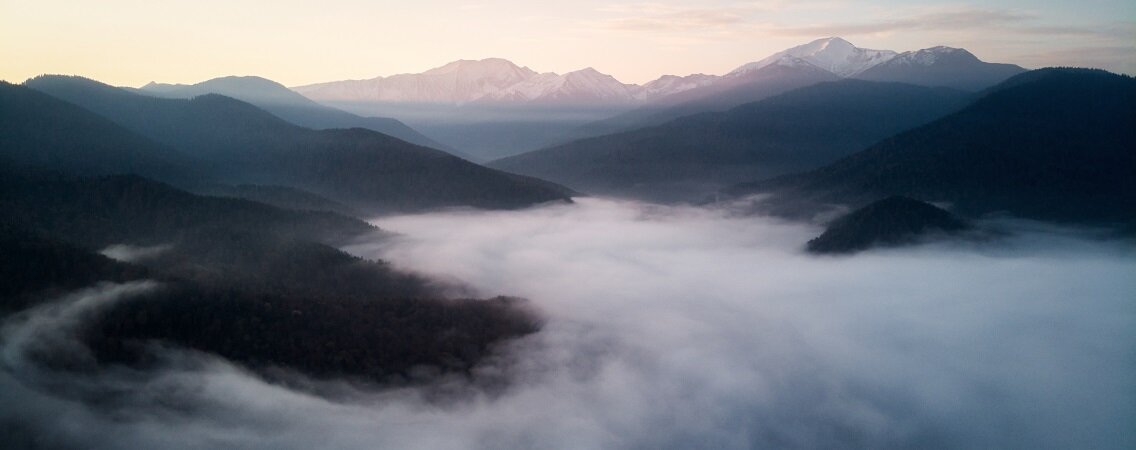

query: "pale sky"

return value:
[2, 0, 1133, 87]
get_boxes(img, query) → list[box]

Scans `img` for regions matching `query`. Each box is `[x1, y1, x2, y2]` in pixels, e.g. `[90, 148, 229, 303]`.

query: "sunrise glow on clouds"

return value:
[1, 0, 1132, 86]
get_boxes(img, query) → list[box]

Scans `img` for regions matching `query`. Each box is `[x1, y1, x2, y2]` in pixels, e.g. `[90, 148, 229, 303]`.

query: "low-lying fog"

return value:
[3, 198, 1134, 449]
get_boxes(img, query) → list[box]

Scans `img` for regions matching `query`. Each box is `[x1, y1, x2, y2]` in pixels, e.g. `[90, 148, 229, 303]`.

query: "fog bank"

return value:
[2, 198, 1133, 449]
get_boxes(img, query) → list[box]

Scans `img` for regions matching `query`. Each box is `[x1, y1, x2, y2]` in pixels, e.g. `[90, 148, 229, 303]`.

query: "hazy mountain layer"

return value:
[492, 80, 970, 202]
[22, 75, 573, 213]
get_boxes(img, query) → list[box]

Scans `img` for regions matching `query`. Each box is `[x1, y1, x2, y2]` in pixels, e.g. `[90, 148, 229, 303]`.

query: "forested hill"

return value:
[806, 196, 970, 254]
[0, 168, 541, 385]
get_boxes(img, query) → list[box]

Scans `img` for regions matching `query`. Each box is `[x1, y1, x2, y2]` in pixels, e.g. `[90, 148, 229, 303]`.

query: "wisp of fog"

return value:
[2, 198, 1133, 449]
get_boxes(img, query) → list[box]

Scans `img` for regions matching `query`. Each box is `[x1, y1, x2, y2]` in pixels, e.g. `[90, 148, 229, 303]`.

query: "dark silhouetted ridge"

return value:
[138, 75, 463, 156]
[731, 68, 1136, 227]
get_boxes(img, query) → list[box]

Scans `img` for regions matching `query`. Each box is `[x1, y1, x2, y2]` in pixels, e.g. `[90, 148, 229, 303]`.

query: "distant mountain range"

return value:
[293, 58, 703, 106]
[728, 68, 1136, 227]
[294, 37, 1024, 109]
[11, 76, 573, 213]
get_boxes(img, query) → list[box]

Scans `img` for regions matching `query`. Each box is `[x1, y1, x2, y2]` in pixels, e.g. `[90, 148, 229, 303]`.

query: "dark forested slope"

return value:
[0, 82, 197, 183]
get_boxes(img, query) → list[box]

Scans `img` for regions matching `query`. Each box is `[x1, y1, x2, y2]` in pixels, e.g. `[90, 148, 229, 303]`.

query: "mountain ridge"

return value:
[854, 46, 1026, 91]
[136, 75, 463, 157]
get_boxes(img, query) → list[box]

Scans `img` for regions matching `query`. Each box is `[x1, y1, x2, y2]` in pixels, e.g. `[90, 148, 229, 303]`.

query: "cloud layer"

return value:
[2, 198, 1134, 449]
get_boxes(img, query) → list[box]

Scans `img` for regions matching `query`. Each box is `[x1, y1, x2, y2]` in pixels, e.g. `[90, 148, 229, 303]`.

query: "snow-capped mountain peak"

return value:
[730, 37, 897, 78]
[886, 46, 978, 66]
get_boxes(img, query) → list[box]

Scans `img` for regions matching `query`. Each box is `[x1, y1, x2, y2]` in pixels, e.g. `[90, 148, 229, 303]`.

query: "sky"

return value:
[1, 0, 1133, 87]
